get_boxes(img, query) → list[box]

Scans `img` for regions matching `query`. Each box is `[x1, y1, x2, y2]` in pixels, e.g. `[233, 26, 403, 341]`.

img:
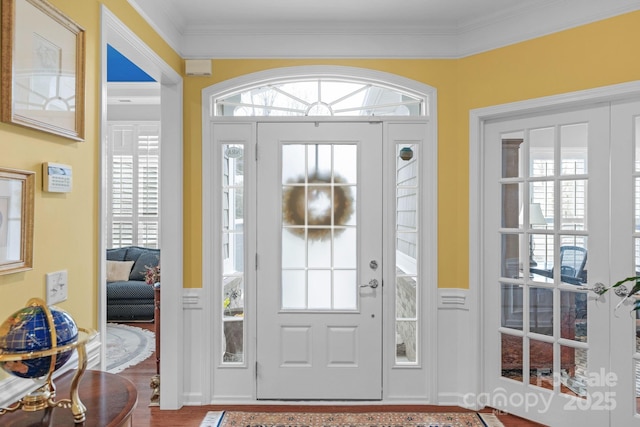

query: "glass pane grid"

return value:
[282, 144, 357, 311]
[215, 79, 425, 117]
[501, 123, 590, 394]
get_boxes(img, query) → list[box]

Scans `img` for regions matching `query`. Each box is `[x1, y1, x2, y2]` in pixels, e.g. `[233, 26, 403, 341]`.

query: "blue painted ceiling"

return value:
[107, 45, 155, 82]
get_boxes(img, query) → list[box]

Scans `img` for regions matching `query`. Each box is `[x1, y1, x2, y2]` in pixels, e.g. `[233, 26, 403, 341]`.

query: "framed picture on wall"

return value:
[0, 167, 35, 275]
[1, 0, 85, 141]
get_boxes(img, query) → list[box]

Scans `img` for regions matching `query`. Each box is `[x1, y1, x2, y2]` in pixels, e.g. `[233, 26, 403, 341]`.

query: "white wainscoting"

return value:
[436, 288, 482, 409]
[181, 289, 207, 405]
[179, 287, 481, 407]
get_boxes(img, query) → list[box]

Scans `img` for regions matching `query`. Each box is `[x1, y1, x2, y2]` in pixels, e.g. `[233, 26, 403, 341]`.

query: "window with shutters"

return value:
[107, 122, 160, 249]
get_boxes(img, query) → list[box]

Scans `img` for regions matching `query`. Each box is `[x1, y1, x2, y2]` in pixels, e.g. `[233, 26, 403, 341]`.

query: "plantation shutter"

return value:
[107, 122, 160, 249]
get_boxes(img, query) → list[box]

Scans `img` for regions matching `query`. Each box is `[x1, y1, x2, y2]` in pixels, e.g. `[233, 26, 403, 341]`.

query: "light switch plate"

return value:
[46, 270, 68, 305]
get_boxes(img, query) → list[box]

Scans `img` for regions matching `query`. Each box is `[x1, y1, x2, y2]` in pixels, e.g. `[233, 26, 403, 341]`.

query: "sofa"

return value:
[106, 246, 160, 321]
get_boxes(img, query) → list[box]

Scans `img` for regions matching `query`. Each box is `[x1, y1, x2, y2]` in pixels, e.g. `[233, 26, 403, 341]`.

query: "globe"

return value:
[0, 299, 78, 379]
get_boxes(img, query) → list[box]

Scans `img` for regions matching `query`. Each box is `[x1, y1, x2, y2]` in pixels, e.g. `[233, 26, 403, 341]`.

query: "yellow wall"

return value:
[184, 11, 640, 289]
[1, 0, 639, 343]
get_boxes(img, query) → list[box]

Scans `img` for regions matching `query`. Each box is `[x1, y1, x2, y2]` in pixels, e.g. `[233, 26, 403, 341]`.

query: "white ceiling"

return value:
[127, 0, 640, 58]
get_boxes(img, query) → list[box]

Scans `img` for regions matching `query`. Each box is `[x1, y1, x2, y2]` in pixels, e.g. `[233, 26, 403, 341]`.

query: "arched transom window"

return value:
[214, 78, 426, 117]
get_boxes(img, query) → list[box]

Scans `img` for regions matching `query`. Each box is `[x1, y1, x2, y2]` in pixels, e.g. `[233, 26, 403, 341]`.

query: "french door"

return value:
[483, 99, 640, 426]
[256, 122, 383, 399]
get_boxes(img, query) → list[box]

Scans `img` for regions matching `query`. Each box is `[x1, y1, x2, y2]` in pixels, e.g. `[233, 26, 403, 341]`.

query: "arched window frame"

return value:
[206, 66, 432, 119]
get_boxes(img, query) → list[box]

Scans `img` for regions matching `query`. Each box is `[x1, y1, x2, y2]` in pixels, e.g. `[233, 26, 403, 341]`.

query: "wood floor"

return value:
[116, 322, 547, 427]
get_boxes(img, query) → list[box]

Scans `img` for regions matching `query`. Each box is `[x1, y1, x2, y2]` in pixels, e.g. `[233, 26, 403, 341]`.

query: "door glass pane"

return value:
[501, 283, 523, 330]
[334, 270, 357, 309]
[560, 123, 588, 175]
[281, 143, 357, 310]
[282, 270, 306, 309]
[333, 228, 356, 268]
[308, 270, 331, 309]
[560, 345, 587, 399]
[282, 144, 306, 183]
[530, 287, 553, 335]
[530, 127, 554, 177]
[501, 334, 523, 382]
[530, 181, 554, 229]
[502, 183, 521, 228]
[560, 179, 587, 231]
[396, 320, 417, 363]
[396, 143, 419, 365]
[221, 144, 245, 364]
[529, 339, 553, 390]
[558, 239, 588, 285]
[561, 290, 588, 341]
[501, 234, 521, 279]
[502, 137, 523, 178]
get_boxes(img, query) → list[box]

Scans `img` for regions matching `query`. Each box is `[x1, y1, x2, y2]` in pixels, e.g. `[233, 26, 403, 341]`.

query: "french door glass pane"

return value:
[501, 283, 523, 330]
[560, 123, 588, 175]
[560, 345, 587, 398]
[281, 143, 357, 310]
[530, 287, 553, 336]
[501, 333, 523, 382]
[529, 339, 553, 390]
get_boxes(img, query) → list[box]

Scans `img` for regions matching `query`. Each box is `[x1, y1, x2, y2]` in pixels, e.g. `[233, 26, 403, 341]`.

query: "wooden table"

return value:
[1, 370, 137, 426]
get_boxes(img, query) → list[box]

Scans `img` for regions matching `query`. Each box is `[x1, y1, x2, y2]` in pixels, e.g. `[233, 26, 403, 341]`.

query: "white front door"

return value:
[483, 106, 612, 426]
[256, 122, 383, 400]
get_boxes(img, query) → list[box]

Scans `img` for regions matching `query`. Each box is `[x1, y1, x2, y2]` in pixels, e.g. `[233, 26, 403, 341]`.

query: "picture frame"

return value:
[1, 0, 85, 141]
[0, 167, 34, 275]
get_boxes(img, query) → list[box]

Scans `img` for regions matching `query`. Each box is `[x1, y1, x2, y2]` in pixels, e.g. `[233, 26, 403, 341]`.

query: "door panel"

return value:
[610, 100, 640, 426]
[256, 122, 383, 400]
[484, 106, 610, 426]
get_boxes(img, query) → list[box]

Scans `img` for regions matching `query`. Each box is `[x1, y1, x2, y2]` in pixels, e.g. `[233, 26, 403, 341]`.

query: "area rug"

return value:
[106, 323, 155, 373]
[203, 411, 502, 427]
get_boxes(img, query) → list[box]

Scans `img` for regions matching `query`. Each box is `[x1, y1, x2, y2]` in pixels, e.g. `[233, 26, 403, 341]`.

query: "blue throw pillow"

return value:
[130, 249, 160, 281]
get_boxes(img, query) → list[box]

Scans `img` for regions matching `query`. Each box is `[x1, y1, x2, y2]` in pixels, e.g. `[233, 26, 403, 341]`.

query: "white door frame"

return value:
[202, 66, 438, 404]
[469, 81, 640, 412]
[100, 6, 184, 409]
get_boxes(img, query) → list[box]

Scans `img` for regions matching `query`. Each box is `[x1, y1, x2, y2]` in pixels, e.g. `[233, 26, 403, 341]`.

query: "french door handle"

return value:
[360, 279, 379, 289]
[577, 282, 607, 295]
[578, 282, 631, 297]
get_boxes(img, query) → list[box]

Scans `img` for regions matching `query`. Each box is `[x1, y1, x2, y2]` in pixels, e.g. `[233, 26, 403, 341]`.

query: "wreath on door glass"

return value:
[282, 173, 354, 241]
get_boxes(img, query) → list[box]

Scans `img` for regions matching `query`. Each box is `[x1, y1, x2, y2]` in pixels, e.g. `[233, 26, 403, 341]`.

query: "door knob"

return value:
[577, 282, 607, 295]
[360, 279, 379, 289]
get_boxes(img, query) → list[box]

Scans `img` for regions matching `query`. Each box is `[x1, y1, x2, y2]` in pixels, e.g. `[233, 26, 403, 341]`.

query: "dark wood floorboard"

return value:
[116, 322, 547, 427]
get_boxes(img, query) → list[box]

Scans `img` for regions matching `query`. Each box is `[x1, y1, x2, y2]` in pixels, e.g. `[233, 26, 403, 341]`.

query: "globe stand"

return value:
[0, 299, 95, 424]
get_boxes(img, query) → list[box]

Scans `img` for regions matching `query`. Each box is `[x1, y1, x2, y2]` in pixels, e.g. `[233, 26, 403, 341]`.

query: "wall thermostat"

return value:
[43, 162, 72, 193]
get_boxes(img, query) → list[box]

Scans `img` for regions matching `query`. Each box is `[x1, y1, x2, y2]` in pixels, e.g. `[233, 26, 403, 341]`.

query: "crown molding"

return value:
[128, 0, 640, 59]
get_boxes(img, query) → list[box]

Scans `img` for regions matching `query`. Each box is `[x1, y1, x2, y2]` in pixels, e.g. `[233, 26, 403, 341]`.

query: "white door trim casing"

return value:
[469, 80, 640, 412]
[202, 66, 438, 404]
[100, 6, 184, 410]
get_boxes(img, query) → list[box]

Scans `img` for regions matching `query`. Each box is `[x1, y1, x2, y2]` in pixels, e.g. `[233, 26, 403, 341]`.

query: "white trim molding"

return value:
[201, 66, 438, 404]
[128, 0, 640, 59]
[101, 5, 184, 410]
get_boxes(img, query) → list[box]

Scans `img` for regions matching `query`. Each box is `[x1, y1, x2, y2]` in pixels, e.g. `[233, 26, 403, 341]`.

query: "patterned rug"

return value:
[202, 411, 501, 427]
[105, 323, 155, 373]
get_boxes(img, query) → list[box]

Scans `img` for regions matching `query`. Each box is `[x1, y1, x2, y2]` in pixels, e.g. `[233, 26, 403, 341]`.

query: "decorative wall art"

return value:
[1, 0, 85, 141]
[0, 167, 34, 275]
